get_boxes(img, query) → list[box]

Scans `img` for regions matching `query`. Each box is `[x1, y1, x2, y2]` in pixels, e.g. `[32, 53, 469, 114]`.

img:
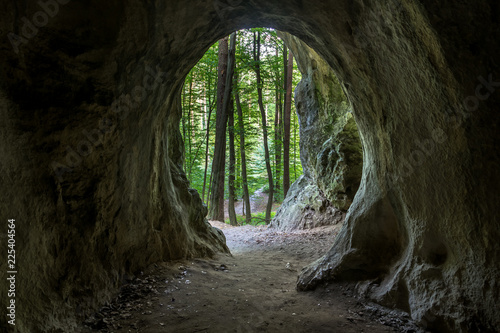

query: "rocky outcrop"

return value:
[0, 2, 230, 331]
[271, 32, 362, 231]
[0, 1, 498, 332]
[270, 175, 344, 231]
[283, 33, 363, 211]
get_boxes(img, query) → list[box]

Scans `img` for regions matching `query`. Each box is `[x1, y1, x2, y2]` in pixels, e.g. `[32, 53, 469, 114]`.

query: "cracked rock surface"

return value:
[0, 0, 498, 332]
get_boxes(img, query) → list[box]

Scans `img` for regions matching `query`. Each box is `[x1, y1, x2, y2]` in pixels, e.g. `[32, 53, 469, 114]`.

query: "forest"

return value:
[181, 28, 302, 225]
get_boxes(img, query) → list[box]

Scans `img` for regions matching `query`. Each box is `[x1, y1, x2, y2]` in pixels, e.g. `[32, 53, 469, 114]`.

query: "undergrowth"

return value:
[224, 211, 277, 226]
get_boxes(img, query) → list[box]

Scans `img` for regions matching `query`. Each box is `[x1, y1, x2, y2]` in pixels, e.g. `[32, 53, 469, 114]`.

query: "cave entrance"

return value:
[181, 28, 303, 225]
[181, 28, 362, 228]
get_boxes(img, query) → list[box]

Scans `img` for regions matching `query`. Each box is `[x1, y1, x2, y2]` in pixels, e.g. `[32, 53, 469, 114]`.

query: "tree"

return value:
[234, 70, 252, 223]
[274, 43, 283, 198]
[202, 75, 215, 202]
[253, 30, 274, 223]
[227, 33, 238, 226]
[228, 102, 237, 226]
[208, 36, 229, 221]
[182, 28, 303, 224]
[283, 46, 293, 197]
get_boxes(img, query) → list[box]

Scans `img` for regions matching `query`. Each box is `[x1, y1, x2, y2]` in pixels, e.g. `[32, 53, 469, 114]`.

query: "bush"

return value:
[225, 211, 276, 226]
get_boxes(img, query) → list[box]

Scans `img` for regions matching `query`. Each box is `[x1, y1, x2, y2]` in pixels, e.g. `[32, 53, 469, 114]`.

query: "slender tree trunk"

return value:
[283, 47, 293, 197]
[236, 140, 241, 196]
[202, 74, 214, 202]
[208, 37, 229, 221]
[227, 33, 238, 226]
[274, 91, 281, 195]
[235, 73, 252, 223]
[208, 33, 237, 221]
[274, 46, 282, 198]
[228, 99, 237, 226]
[254, 31, 274, 223]
[187, 78, 194, 179]
[201, 107, 213, 201]
[182, 82, 187, 172]
[293, 110, 298, 180]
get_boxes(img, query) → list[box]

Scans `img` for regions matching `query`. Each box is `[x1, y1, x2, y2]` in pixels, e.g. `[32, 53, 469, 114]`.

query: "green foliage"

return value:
[182, 28, 303, 206]
[225, 211, 277, 226]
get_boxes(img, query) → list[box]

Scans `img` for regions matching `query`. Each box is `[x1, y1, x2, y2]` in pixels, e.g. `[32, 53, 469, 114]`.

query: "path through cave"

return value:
[82, 223, 421, 333]
[1, 1, 498, 332]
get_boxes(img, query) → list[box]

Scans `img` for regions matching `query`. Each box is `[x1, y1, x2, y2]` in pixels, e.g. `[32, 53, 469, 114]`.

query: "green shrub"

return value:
[224, 211, 276, 226]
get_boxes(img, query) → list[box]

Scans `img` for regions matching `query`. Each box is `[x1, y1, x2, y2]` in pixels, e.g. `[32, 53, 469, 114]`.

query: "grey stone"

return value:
[271, 175, 344, 232]
[0, 1, 498, 332]
[271, 32, 362, 231]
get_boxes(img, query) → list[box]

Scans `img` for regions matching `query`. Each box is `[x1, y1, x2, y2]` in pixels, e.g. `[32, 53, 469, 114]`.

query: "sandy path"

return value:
[82, 224, 421, 333]
[224, 187, 281, 220]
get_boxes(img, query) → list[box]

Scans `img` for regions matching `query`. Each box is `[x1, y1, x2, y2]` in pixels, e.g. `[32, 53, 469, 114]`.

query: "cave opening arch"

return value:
[151, 2, 412, 325]
[138, 2, 499, 331]
[1, 1, 498, 332]
[180, 27, 361, 227]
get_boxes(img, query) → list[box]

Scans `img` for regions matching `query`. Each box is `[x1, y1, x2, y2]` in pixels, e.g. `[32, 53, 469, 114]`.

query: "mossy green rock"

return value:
[275, 33, 363, 215]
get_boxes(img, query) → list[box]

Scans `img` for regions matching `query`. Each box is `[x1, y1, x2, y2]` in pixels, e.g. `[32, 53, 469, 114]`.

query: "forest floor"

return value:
[82, 223, 424, 333]
[224, 187, 281, 220]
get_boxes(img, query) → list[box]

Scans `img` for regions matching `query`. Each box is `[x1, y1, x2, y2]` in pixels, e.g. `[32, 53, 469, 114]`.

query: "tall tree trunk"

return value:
[202, 73, 214, 202]
[208, 33, 237, 221]
[201, 106, 213, 202]
[274, 91, 281, 196]
[228, 99, 237, 226]
[208, 36, 229, 221]
[254, 31, 274, 223]
[274, 45, 282, 197]
[235, 140, 241, 195]
[227, 33, 238, 226]
[235, 73, 252, 224]
[182, 81, 187, 172]
[187, 78, 194, 179]
[293, 109, 298, 180]
[283, 47, 293, 197]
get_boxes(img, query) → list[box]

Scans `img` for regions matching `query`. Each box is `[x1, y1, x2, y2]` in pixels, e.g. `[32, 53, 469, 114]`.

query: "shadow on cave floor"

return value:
[81, 224, 423, 333]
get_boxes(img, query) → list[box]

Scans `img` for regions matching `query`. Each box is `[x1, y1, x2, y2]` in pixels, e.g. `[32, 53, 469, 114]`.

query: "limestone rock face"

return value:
[270, 175, 344, 231]
[281, 33, 363, 211]
[271, 32, 362, 231]
[0, 1, 498, 332]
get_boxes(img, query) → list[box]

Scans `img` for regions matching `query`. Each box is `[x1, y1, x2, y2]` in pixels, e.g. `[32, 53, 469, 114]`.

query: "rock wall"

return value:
[271, 32, 363, 231]
[270, 175, 345, 232]
[0, 2, 230, 331]
[0, 0, 498, 332]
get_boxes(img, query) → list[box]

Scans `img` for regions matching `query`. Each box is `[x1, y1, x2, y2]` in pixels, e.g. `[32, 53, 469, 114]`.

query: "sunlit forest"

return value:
[181, 28, 302, 224]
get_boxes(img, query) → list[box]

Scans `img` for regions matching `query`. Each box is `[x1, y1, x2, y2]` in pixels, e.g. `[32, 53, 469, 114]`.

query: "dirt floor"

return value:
[225, 187, 281, 220]
[81, 222, 424, 333]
